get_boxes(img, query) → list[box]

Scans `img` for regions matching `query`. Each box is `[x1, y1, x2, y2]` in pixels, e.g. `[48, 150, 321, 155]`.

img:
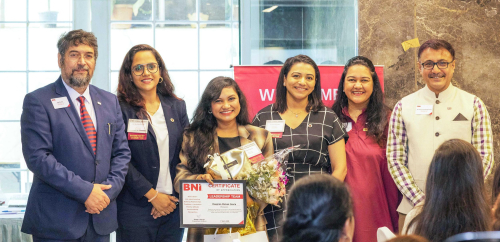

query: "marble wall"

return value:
[358, 0, 500, 195]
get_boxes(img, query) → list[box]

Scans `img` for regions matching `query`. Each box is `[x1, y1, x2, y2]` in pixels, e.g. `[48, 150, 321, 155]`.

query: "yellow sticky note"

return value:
[402, 38, 421, 52]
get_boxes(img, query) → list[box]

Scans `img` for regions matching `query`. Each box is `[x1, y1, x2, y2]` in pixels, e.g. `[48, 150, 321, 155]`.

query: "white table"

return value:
[0, 213, 32, 242]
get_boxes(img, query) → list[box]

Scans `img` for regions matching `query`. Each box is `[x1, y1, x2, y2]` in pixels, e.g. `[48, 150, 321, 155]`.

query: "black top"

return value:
[218, 136, 241, 154]
[252, 104, 347, 168]
[252, 104, 348, 242]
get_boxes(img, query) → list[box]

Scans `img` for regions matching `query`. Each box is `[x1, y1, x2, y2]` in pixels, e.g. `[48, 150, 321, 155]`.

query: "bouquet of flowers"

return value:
[236, 146, 296, 207]
[203, 146, 296, 237]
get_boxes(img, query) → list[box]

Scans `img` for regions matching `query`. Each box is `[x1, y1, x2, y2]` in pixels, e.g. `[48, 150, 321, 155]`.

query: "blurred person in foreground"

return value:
[402, 139, 491, 241]
[280, 174, 354, 242]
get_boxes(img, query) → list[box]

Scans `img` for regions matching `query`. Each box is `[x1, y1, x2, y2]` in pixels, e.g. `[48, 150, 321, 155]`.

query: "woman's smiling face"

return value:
[211, 87, 241, 125]
[284, 62, 316, 101]
[343, 64, 373, 108]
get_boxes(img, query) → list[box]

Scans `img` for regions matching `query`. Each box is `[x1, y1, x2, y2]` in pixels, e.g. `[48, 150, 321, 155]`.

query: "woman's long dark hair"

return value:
[332, 56, 389, 147]
[493, 163, 500, 204]
[491, 164, 500, 230]
[407, 139, 491, 241]
[273, 54, 324, 113]
[117, 44, 178, 118]
[281, 174, 353, 242]
[184, 76, 250, 174]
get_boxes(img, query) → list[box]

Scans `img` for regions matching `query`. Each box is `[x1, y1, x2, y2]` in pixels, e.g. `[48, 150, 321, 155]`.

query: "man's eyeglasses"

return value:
[132, 63, 159, 76]
[421, 61, 452, 70]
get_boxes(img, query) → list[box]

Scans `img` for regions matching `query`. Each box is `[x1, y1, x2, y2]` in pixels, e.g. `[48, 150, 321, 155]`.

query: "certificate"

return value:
[180, 180, 247, 228]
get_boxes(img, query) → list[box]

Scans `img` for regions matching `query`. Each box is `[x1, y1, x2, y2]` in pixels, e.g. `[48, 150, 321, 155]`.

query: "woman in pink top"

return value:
[332, 56, 401, 242]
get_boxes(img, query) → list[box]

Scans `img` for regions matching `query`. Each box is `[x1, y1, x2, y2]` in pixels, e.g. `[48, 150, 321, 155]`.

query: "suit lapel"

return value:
[147, 117, 156, 141]
[160, 96, 175, 162]
[55, 77, 95, 157]
[89, 86, 102, 158]
[238, 125, 252, 146]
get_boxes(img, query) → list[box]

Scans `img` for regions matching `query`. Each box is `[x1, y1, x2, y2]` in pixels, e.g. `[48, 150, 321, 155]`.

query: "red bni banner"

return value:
[234, 65, 384, 119]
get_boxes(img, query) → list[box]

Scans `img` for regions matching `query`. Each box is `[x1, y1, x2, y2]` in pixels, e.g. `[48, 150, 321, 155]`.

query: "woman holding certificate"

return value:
[174, 76, 273, 242]
[116, 44, 189, 242]
[252, 54, 348, 242]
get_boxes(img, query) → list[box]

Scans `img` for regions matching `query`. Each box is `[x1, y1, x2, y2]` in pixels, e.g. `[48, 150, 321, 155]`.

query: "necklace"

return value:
[290, 110, 301, 118]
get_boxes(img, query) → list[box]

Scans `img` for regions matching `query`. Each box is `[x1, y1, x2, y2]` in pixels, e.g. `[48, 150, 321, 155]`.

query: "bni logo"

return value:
[183, 183, 201, 191]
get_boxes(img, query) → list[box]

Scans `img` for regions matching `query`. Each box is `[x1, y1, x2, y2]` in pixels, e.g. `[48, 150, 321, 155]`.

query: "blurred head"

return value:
[281, 174, 354, 242]
[332, 56, 388, 146]
[117, 44, 177, 115]
[57, 29, 98, 89]
[492, 194, 500, 231]
[274, 55, 324, 113]
[387, 235, 429, 242]
[417, 39, 456, 94]
[491, 164, 500, 230]
[493, 164, 500, 204]
[409, 139, 491, 241]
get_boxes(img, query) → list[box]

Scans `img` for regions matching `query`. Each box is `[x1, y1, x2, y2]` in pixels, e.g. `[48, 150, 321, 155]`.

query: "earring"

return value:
[208, 110, 212, 114]
[158, 77, 164, 83]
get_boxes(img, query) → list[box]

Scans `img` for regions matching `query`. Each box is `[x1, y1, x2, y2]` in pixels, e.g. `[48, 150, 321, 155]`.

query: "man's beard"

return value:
[68, 68, 91, 88]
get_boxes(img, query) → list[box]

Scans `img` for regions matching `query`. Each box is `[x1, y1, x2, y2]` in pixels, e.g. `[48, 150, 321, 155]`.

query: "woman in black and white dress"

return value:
[252, 54, 347, 242]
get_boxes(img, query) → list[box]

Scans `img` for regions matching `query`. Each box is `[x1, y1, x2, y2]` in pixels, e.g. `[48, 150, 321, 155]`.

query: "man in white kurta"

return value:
[386, 39, 493, 219]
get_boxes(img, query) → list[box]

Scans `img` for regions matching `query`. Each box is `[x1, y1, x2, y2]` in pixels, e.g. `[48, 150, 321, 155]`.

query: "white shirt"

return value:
[147, 105, 172, 194]
[62, 79, 97, 131]
[377, 227, 396, 242]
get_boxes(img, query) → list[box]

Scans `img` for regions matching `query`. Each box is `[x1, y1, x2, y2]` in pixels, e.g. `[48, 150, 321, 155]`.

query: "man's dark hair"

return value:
[57, 29, 98, 64]
[418, 39, 455, 61]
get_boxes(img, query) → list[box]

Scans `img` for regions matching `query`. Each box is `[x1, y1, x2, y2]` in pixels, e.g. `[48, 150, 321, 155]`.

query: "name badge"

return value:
[127, 119, 148, 140]
[239, 142, 264, 163]
[342, 122, 353, 132]
[51, 97, 70, 109]
[416, 105, 433, 115]
[265, 120, 286, 138]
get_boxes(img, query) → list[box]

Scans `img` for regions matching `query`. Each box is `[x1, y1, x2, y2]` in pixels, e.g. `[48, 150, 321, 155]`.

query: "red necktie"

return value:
[77, 96, 97, 154]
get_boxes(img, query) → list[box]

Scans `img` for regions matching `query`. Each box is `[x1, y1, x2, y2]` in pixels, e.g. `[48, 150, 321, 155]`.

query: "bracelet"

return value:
[148, 190, 159, 203]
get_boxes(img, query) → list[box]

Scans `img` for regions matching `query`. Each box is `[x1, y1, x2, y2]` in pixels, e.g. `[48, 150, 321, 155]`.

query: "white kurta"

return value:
[398, 84, 474, 213]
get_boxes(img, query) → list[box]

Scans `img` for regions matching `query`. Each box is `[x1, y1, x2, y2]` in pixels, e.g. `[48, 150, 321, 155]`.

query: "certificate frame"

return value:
[179, 180, 247, 228]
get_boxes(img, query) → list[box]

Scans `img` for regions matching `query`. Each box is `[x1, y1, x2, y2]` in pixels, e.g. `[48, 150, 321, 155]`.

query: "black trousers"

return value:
[116, 201, 184, 242]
